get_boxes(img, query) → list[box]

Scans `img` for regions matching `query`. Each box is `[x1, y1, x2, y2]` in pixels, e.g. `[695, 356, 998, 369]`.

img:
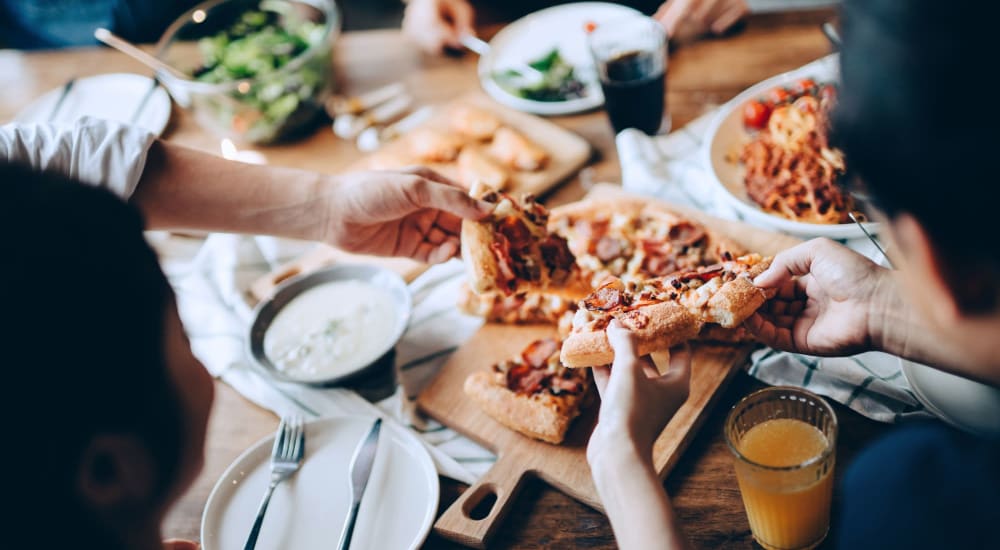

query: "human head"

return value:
[0, 163, 214, 548]
[834, 0, 1000, 359]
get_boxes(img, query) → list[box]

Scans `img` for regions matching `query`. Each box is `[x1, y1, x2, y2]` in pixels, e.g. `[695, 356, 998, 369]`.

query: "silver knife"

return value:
[338, 418, 382, 550]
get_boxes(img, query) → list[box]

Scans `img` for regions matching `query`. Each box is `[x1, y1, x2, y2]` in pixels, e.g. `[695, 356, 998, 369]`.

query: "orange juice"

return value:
[734, 418, 834, 550]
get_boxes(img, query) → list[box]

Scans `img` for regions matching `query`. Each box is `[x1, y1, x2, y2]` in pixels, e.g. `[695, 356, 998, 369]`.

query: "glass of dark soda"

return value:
[587, 16, 668, 136]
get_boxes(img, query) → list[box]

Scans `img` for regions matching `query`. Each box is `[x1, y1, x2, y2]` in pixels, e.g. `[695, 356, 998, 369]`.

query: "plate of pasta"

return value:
[703, 54, 880, 238]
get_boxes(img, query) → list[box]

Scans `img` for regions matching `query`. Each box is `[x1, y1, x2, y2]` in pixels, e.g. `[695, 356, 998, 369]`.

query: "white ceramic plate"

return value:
[900, 359, 1000, 438]
[702, 54, 881, 239]
[201, 416, 438, 550]
[15, 73, 171, 136]
[479, 2, 642, 116]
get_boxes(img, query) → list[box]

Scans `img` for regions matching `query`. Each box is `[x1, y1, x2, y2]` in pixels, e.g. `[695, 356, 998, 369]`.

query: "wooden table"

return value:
[2, 9, 892, 548]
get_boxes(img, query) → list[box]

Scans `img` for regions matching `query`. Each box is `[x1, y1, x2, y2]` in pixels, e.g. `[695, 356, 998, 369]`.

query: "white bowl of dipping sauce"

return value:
[247, 264, 412, 386]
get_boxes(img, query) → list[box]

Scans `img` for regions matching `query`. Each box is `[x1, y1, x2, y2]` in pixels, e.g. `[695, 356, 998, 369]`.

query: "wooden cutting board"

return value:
[349, 92, 592, 197]
[418, 185, 802, 548]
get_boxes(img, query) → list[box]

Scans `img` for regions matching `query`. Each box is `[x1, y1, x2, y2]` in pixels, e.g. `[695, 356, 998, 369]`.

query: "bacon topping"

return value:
[595, 235, 625, 262]
[679, 264, 725, 283]
[583, 280, 628, 311]
[502, 339, 585, 396]
[576, 218, 610, 247]
[521, 338, 560, 369]
[507, 364, 545, 394]
[497, 215, 533, 248]
[668, 222, 707, 246]
[490, 239, 517, 290]
[539, 234, 576, 273]
[550, 376, 584, 394]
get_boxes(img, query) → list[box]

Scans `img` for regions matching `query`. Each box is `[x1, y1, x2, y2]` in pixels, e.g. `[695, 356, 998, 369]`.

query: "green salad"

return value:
[190, 3, 331, 143]
[494, 49, 587, 102]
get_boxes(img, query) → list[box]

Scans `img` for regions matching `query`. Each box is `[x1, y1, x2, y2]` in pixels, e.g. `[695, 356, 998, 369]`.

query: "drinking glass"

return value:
[725, 387, 838, 550]
[587, 16, 668, 135]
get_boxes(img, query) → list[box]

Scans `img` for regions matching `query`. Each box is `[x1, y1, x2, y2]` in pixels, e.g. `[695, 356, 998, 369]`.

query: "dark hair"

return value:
[834, 0, 1000, 269]
[0, 163, 183, 547]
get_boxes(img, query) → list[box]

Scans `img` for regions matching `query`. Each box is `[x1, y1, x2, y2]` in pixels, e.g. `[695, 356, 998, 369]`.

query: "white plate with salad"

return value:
[479, 2, 642, 116]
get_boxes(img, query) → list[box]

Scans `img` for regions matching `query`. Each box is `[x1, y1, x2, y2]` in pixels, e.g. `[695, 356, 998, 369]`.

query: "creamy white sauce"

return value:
[264, 281, 399, 380]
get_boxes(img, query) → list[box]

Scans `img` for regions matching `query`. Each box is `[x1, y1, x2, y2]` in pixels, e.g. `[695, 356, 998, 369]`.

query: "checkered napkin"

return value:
[154, 232, 494, 484]
[615, 56, 931, 423]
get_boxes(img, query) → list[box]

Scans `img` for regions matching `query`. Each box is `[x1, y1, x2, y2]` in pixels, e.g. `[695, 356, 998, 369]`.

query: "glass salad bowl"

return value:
[155, 0, 340, 144]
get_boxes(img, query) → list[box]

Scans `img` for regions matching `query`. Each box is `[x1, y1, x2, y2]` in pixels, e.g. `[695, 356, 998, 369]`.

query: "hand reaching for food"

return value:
[745, 238, 894, 357]
[403, 0, 476, 54]
[654, 0, 749, 43]
[323, 167, 492, 264]
[589, 321, 692, 458]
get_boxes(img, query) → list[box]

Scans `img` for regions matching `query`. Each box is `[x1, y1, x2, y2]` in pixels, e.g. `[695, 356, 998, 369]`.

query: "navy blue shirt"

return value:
[836, 422, 1000, 549]
[0, 0, 198, 49]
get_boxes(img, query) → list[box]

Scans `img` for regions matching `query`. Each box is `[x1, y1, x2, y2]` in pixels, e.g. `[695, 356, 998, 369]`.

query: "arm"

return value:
[132, 139, 329, 240]
[654, 0, 749, 43]
[402, 0, 475, 54]
[3, 119, 491, 264]
[135, 140, 490, 263]
[587, 321, 692, 550]
[589, 442, 688, 550]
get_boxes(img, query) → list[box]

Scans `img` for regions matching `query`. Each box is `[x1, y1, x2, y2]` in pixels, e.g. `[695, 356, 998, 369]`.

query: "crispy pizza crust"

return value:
[560, 301, 702, 368]
[463, 371, 577, 444]
[705, 257, 773, 328]
[461, 218, 504, 294]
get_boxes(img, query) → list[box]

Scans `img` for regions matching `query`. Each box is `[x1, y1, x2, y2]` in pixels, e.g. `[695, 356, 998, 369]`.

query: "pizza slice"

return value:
[461, 183, 582, 296]
[549, 199, 745, 289]
[464, 338, 590, 444]
[560, 253, 773, 367]
[457, 283, 575, 325]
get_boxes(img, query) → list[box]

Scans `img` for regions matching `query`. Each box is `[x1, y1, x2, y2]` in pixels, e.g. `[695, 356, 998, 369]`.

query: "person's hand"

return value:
[745, 238, 894, 356]
[323, 167, 491, 264]
[163, 540, 199, 550]
[588, 321, 692, 463]
[654, 0, 749, 43]
[403, 0, 476, 54]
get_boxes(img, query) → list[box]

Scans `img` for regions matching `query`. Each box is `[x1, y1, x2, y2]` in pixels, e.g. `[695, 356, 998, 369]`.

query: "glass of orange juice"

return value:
[725, 387, 838, 550]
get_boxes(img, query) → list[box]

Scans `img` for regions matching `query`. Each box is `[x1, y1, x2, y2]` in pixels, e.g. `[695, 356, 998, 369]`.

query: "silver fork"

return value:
[243, 415, 306, 550]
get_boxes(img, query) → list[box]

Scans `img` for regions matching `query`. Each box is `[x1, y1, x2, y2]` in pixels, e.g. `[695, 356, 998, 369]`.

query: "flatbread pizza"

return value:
[561, 254, 773, 367]
[464, 338, 590, 444]
[461, 183, 582, 296]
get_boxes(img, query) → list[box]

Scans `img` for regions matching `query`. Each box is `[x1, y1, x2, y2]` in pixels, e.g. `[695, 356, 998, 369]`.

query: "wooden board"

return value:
[350, 92, 592, 197]
[418, 185, 802, 548]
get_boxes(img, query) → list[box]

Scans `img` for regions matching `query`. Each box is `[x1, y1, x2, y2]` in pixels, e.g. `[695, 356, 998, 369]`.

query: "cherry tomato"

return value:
[818, 83, 837, 103]
[792, 95, 819, 114]
[743, 100, 772, 130]
[794, 78, 817, 94]
[767, 87, 792, 105]
[584, 21, 598, 33]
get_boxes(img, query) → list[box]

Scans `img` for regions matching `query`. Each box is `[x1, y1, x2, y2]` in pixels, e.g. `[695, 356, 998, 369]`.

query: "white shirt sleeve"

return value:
[0, 117, 157, 200]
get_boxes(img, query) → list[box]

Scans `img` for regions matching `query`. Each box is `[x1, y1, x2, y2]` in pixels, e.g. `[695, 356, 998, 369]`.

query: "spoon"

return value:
[356, 106, 434, 152]
[94, 28, 191, 82]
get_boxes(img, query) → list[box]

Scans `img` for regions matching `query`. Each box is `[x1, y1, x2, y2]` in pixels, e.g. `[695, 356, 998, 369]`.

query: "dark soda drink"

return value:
[600, 50, 665, 135]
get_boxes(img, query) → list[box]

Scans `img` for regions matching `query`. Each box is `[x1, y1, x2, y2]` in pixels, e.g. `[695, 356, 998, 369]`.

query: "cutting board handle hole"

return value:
[463, 484, 499, 520]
